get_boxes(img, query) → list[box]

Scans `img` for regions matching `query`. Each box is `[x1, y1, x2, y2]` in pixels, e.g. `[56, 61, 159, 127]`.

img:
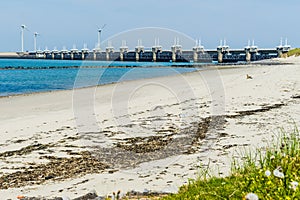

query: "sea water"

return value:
[0, 59, 198, 96]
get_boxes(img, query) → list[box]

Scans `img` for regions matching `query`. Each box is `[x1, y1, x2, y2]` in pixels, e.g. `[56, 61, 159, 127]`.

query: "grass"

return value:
[287, 48, 300, 57]
[162, 127, 300, 200]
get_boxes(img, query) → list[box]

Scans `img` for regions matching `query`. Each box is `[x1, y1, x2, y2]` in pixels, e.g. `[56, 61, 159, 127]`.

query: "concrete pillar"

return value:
[135, 40, 144, 62]
[120, 52, 124, 61]
[71, 53, 74, 60]
[193, 51, 198, 62]
[52, 53, 55, 60]
[152, 51, 157, 62]
[172, 52, 176, 62]
[120, 46, 128, 62]
[217, 48, 223, 63]
[81, 53, 85, 60]
[135, 51, 139, 61]
[171, 48, 176, 62]
[171, 44, 182, 62]
[245, 49, 251, 62]
[61, 53, 64, 60]
[152, 46, 161, 62]
[171, 46, 177, 62]
[93, 52, 97, 60]
[106, 50, 110, 61]
[135, 46, 144, 62]
[106, 47, 114, 61]
[193, 43, 204, 62]
[120, 49, 126, 61]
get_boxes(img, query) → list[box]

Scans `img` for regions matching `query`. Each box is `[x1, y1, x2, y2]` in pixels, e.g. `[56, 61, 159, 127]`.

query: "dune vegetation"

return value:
[162, 127, 300, 200]
[287, 48, 300, 57]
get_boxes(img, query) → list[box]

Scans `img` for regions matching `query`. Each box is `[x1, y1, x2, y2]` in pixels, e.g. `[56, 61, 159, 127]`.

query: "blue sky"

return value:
[0, 0, 299, 52]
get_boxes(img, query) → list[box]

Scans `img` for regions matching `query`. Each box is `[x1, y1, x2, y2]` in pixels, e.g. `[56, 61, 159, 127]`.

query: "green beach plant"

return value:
[287, 48, 300, 57]
[162, 127, 300, 199]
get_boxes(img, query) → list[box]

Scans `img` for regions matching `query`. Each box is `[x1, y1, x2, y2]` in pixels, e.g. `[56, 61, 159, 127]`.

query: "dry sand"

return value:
[0, 57, 299, 199]
[0, 52, 20, 58]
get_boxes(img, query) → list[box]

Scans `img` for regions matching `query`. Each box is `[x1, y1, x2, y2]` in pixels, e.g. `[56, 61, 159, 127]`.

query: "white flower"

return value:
[273, 169, 284, 178]
[270, 155, 275, 160]
[290, 181, 299, 191]
[265, 170, 271, 177]
[245, 193, 259, 200]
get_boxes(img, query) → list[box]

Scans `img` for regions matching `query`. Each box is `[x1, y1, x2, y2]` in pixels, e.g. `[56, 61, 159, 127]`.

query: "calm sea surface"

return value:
[0, 59, 198, 96]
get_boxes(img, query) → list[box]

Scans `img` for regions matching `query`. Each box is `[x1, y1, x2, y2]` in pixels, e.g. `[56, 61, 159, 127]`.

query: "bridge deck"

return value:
[0, 47, 284, 63]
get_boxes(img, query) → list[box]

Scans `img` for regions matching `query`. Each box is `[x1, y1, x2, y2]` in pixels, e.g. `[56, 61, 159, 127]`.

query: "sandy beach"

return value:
[0, 58, 299, 199]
